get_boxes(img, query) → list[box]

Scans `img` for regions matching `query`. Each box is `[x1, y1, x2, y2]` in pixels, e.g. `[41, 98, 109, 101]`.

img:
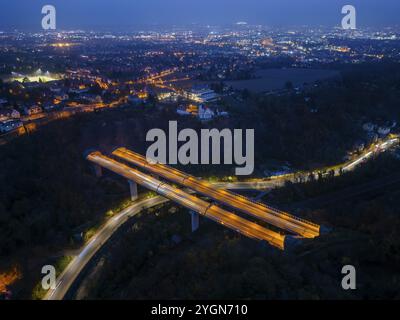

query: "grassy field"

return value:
[226, 68, 341, 93]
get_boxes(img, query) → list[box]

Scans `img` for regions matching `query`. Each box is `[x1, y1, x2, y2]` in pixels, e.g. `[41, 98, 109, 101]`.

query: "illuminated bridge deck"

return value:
[112, 147, 320, 238]
[87, 151, 290, 250]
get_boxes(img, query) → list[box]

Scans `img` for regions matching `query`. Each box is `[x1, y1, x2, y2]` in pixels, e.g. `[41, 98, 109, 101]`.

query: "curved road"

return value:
[44, 196, 169, 300]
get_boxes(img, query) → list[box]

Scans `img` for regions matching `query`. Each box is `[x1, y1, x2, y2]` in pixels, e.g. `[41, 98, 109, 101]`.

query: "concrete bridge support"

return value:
[93, 164, 103, 178]
[128, 180, 138, 201]
[190, 210, 199, 232]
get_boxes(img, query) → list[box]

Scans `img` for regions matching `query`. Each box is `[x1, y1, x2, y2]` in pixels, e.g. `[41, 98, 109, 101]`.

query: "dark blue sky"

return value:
[1, 0, 399, 30]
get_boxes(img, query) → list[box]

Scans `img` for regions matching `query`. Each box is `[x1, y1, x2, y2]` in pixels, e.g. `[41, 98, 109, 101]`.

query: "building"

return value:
[50, 86, 63, 94]
[378, 126, 391, 136]
[68, 87, 90, 94]
[43, 103, 59, 112]
[363, 122, 375, 132]
[186, 88, 220, 103]
[128, 95, 146, 106]
[54, 93, 70, 101]
[176, 104, 198, 116]
[216, 109, 229, 117]
[0, 119, 23, 133]
[80, 94, 102, 103]
[198, 104, 215, 121]
[0, 109, 20, 121]
[156, 88, 178, 103]
[176, 107, 191, 116]
[24, 105, 43, 116]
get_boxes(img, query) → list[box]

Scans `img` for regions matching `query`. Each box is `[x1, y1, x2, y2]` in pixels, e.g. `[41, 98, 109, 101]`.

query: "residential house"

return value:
[186, 87, 220, 103]
[198, 104, 215, 121]
[0, 119, 23, 133]
[363, 122, 375, 132]
[128, 95, 145, 106]
[54, 93, 70, 101]
[24, 105, 43, 116]
[0, 109, 20, 121]
[177, 104, 198, 116]
[378, 126, 391, 136]
[80, 94, 102, 103]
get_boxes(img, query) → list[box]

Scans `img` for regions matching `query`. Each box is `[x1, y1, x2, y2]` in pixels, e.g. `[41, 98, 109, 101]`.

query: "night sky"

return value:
[0, 0, 399, 30]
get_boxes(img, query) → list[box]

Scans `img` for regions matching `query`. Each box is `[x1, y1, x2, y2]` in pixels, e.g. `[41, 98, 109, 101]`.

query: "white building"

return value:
[0, 109, 20, 121]
[198, 105, 215, 121]
[176, 108, 191, 116]
[54, 93, 70, 101]
[187, 88, 220, 103]
[363, 122, 375, 132]
[378, 126, 391, 136]
[128, 95, 146, 105]
[0, 119, 23, 133]
[24, 105, 43, 116]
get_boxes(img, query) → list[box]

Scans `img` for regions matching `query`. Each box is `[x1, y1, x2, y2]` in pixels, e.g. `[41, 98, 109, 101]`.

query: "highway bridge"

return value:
[112, 148, 320, 238]
[45, 137, 399, 300]
[87, 151, 292, 250]
[45, 149, 308, 300]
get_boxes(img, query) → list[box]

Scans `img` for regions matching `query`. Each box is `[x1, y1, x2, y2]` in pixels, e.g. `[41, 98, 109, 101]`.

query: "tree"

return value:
[0, 265, 22, 294]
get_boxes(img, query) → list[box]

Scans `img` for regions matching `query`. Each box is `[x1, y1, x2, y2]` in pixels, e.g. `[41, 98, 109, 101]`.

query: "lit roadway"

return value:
[44, 195, 169, 300]
[214, 136, 400, 191]
[86, 152, 287, 248]
[112, 148, 320, 238]
[210, 137, 398, 227]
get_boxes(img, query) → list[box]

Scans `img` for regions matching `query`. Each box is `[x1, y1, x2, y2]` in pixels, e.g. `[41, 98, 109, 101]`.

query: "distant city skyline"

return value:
[0, 0, 399, 30]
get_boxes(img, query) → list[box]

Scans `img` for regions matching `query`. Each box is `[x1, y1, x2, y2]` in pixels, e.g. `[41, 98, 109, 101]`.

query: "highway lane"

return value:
[87, 152, 286, 247]
[44, 196, 169, 300]
[211, 180, 284, 190]
[112, 148, 320, 238]
[213, 136, 400, 190]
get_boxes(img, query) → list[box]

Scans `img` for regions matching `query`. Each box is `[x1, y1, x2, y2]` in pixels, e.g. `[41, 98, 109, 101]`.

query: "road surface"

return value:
[44, 196, 169, 300]
[87, 152, 286, 247]
[112, 148, 320, 238]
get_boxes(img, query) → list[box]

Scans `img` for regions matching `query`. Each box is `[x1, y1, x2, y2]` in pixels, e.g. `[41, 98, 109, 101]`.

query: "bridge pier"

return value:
[128, 180, 138, 201]
[93, 164, 103, 178]
[190, 210, 199, 232]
